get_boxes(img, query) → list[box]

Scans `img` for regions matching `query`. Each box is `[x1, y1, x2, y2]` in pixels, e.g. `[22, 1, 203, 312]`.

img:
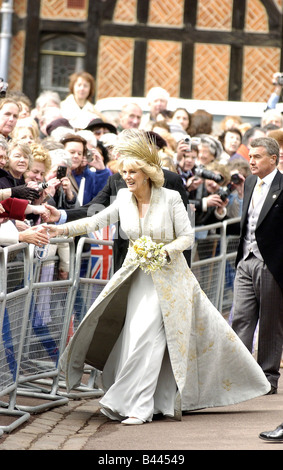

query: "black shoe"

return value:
[265, 385, 277, 395]
[259, 424, 283, 442]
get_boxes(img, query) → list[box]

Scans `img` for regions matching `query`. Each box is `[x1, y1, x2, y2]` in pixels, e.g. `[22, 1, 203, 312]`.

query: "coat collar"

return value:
[127, 185, 162, 240]
[243, 171, 283, 229]
[256, 170, 283, 227]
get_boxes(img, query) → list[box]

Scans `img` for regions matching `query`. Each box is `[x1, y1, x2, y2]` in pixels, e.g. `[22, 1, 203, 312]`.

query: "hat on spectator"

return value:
[84, 118, 117, 134]
[199, 134, 223, 160]
[46, 118, 73, 136]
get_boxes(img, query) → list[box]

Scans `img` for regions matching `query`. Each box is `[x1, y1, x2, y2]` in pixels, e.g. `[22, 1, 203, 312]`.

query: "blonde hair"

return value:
[116, 129, 164, 188]
[118, 157, 164, 188]
[12, 117, 39, 141]
[158, 149, 177, 173]
[29, 143, 52, 174]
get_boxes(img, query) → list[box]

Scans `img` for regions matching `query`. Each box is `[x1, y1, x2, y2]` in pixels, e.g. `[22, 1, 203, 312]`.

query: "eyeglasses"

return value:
[0, 154, 8, 161]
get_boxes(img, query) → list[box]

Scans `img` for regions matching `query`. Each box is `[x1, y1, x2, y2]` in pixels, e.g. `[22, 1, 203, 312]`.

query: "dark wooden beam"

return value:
[39, 19, 86, 34]
[98, 23, 281, 47]
[229, 46, 243, 101]
[180, 0, 198, 98]
[22, 0, 41, 104]
[137, 0, 150, 24]
[85, 0, 103, 89]
[183, 0, 198, 26]
[180, 42, 194, 99]
[131, 1, 150, 96]
[100, 0, 117, 21]
[259, 0, 281, 30]
[132, 40, 147, 96]
[232, 0, 246, 30]
[280, 3, 283, 70]
[229, 0, 246, 101]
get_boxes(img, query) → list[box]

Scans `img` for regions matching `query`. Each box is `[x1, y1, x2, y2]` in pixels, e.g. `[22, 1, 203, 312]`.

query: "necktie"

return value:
[252, 180, 264, 208]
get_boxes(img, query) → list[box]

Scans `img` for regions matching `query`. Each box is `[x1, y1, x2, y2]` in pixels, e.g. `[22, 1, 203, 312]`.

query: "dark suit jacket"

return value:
[236, 170, 283, 291]
[65, 169, 191, 271]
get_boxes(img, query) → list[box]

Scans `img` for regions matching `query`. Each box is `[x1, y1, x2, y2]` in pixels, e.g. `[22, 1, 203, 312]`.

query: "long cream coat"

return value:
[60, 186, 270, 416]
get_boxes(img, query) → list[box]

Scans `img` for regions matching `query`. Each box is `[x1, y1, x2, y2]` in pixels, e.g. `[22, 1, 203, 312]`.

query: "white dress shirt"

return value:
[243, 169, 277, 260]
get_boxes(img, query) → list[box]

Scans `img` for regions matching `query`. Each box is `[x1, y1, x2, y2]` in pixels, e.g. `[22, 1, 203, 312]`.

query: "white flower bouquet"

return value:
[128, 236, 167, 274]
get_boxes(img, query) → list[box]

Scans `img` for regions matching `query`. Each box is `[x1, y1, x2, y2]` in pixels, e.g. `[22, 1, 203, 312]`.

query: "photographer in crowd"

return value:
[45, 148, 80, 210]
[191, 162, 231, 229]
[175, 135, 202, 197]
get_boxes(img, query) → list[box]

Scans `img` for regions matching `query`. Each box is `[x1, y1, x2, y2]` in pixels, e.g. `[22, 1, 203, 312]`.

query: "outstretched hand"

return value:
[42, 224, 61, 239]
[18, 226, 50, 246]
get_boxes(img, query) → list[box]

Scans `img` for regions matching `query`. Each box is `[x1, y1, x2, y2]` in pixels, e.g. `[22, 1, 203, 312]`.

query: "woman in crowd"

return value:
[220, 115, 242, 132]
[196, 134, 223, 167]
[0, 97, 20, 140]
[170, 107, 191, 134]
[189, 109, 213, 136]
[0, 140, 33, 188]
[60, 71, 103, 130]
[24, 144, 74, 279]
[219, 128, 242, 161]
[0, 137, 49, 246]
[60, 133, 110, 205]
[44, 129, 270, 425]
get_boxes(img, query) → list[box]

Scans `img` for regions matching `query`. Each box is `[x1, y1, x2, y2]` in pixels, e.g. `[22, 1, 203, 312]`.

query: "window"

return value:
[39, 35, 85, 99]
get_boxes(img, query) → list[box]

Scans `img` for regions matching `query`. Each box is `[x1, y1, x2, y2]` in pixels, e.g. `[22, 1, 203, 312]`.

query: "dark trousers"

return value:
[232, 253, 283, 388]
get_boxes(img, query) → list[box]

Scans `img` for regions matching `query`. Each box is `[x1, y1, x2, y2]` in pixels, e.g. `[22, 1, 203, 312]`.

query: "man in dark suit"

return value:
[232, 137, 283, 399]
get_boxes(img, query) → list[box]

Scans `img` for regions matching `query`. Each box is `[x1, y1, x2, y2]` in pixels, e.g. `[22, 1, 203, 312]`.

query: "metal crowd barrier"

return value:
[55, 236, 113, 399]
[0, 220, 240, 434]
[192, 217, 240, 321]
[0, 243, 31, 433]
[15, 238, 77, 413]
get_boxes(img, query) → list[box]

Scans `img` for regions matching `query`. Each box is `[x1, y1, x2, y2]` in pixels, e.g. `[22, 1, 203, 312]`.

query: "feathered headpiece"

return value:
[114, 129, 162, 168]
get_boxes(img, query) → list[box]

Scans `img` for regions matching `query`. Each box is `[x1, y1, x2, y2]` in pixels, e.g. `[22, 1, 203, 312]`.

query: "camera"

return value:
[56, 165, 67, 179]
[38, 182, 49, 192]
[194, 167, 224, 183]
[230, 173, 241, 185]
[0, 78, 8, 98]
[86, 150, 94, 163]
[218, 186, 231, 202]
[183, 136, 201, 151]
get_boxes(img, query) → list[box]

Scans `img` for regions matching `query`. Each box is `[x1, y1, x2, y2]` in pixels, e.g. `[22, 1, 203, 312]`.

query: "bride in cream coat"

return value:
[46, 130, 270, 425]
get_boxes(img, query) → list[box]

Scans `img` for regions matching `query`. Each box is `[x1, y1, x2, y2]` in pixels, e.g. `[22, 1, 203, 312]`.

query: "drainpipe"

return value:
[0, 0, 14, 80]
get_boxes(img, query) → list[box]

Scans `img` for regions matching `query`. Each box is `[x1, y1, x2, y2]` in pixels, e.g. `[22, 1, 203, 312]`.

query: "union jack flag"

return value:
[89, 225, 116, 280]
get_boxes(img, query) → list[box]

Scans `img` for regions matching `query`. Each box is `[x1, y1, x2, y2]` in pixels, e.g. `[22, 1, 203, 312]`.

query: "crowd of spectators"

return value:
[0, 70, 283, 397]
[0, 70, 282, 252]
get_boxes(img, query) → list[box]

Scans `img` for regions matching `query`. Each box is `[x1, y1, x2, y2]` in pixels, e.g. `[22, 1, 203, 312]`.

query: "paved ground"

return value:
[0, 375, 282, 452]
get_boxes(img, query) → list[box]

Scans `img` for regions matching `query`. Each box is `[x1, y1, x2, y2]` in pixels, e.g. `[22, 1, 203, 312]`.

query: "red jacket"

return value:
[0, 198, 29, 220]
